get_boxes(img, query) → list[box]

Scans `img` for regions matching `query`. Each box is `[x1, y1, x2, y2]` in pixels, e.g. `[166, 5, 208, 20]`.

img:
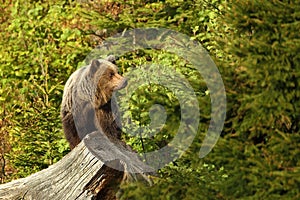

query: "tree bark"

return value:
[0, 131, 153, 200]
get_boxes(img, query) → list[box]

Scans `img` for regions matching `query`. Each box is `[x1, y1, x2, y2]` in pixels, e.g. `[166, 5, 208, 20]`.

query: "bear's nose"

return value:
[121, 78, 128, 88]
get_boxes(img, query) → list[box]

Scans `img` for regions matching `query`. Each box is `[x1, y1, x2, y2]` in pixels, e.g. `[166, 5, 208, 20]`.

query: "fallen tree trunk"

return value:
[0, 131, 153, 200]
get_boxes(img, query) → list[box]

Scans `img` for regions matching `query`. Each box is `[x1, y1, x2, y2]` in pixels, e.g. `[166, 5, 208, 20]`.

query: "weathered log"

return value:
[0, 131, 153, 200]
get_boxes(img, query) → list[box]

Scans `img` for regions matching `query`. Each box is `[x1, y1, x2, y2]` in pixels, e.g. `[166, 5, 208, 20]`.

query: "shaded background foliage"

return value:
[0, 0, 299, 199]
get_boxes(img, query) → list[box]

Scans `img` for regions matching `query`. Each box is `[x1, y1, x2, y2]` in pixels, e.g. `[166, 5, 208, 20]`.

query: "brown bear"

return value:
[61, 55, 127, 149]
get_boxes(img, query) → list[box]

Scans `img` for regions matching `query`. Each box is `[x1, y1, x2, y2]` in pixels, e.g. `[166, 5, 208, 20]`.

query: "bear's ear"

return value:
[105, 55, 117, 64]
[89, 59, 101, 74]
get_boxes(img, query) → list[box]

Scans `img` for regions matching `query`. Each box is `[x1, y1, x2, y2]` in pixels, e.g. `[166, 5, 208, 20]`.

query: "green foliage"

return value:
[79, 0, 222, 50]
[116, 50, 209, 156]
[1, 0, 299, 199]
[0, 0, 93, 181]
[120, 160, 227, 200]
[207, 0, 300, 199]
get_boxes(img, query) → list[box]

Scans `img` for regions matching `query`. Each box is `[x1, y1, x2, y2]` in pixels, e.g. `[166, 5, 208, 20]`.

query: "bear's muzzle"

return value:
[115, 77, 128, 90]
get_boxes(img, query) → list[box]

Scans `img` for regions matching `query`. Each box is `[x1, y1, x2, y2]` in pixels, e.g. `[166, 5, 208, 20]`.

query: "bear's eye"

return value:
[109, 72, 115, 78]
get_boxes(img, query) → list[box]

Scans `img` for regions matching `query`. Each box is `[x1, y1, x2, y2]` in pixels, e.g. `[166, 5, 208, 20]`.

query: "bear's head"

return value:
[88, 56, 127, 107]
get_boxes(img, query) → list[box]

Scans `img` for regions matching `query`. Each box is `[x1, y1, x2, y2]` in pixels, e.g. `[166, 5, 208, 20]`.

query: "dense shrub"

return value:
[207, 0, 300, 199]
[1, 0, 299, 199]
[0, 0, 93, 181]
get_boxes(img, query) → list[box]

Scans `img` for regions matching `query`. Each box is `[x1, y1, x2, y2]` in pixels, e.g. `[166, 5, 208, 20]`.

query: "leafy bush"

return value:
[1, 0, 226, 198]
[115, 50, 208, 154]
[0, 0, 93, 181]
[207, 0, 300, 199]
[2, 0, 298, 199]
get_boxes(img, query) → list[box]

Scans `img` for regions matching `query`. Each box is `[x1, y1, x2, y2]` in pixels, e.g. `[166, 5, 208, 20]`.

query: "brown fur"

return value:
[61, 56, 127, 149]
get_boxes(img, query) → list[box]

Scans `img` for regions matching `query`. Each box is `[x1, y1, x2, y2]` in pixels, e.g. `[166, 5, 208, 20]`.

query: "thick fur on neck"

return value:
[97, 100, 122, 140]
